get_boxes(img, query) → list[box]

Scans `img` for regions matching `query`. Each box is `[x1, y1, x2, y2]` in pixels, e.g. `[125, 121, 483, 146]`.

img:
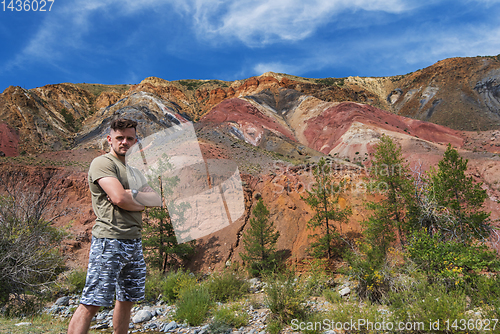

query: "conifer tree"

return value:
[142, 155, 195, 273]
[302, 157, 351, 260]
[368, 135, 414, 242]
[240, 199, 280, 276]
[429, 144, 490, 241]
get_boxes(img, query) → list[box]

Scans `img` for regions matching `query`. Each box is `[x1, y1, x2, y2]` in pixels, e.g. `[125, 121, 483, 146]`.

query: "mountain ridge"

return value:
[1, 56, 499, 155]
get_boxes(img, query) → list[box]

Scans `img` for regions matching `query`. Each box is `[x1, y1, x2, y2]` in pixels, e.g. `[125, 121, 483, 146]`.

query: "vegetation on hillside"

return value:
[0, 178, 66, 316]
[302, 158, 351, 260]
[240, 199, 281, 277]
[73, 83, 131, 97]
[1, 136, 499, 334]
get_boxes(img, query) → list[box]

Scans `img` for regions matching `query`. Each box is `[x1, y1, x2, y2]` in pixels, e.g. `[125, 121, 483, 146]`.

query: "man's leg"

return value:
[113, 300, 134, 334]
[67, 304, 100, 334]
[70, 237, 119, 333]
[114, 239, 146, 334]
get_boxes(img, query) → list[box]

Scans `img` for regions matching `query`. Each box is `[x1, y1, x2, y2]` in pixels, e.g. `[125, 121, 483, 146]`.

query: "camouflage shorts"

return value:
[80, 237, 146, 307]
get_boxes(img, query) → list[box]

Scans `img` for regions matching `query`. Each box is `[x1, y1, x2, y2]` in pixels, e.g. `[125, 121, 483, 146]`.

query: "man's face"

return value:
[107, 127, 137, 157]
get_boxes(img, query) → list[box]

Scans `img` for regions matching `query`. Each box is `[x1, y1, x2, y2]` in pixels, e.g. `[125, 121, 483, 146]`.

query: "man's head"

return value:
[108, 118, 138, 159]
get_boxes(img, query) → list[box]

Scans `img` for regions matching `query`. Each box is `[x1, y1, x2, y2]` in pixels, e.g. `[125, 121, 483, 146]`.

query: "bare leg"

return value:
[67, 304, 100, 334]
[113, 300, 134, 334]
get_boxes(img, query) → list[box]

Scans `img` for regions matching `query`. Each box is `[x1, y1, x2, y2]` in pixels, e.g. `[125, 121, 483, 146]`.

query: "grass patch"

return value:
[162, 269, 197, 303]
[0, 314, 102, 333]
[0, 314, 70, 334]
[73, 83, 130, 98]
[174, 285, 213, 326]
[209, 303, 249, 333]
[205, 270, 249, 303]
[264, 273, 310, 324]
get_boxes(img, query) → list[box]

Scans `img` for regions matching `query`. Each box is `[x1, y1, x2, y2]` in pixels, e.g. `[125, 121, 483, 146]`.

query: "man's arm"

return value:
[98, 177, 145, 211]
[134, 186, 162, 207]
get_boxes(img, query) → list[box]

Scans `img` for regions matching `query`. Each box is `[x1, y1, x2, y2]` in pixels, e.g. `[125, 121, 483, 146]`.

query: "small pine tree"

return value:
[302, 157, 351, 260]
[361, 203, 396, 265]
[430, 144, 490, 241]
[142, 154, 195, 273]
[368, 135, 414, 244]
[240, 199, 280, 276]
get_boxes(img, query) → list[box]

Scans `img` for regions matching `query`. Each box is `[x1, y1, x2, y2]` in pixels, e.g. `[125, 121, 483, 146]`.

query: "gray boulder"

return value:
[54, 296, 71, 306]
[163, 320, 177, 332]
[132, 310, 153, 324]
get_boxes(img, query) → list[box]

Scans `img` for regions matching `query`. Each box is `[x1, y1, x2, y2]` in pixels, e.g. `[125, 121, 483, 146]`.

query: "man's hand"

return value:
[131, 186, 162, 207]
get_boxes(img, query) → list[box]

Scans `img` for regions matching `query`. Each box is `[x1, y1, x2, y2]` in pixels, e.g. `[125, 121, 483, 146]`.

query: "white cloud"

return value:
[190, 0, 415, 46]
[3, 0, 415, 73]
[400, 23, 500, 67]
[248, 14, 500, 78]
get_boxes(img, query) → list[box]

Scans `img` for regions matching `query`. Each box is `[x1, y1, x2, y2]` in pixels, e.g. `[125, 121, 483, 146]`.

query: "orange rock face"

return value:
[95, 91, 120, 110]
[208, 88, 227, 106]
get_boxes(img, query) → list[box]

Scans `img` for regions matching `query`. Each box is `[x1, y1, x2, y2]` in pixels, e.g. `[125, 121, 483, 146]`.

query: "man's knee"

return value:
[115, 300, 134, 310]
[77, 304, 101, 318]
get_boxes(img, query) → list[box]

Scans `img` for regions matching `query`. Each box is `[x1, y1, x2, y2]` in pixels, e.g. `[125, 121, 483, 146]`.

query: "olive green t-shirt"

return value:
[88, 153, 148, 239]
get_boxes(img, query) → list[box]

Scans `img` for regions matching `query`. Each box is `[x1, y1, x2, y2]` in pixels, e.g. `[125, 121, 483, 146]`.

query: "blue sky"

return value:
[1, 0, 500, 92]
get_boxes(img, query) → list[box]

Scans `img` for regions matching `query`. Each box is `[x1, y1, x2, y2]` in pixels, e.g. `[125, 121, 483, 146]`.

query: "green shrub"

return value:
[162, 269, 197, 303]
[205, 270, 249, 303]
[209, 303, 248, 333]
[407, 231, 500, 286]
[208, 319, 232, 334]
[65, 269, 87, 294]
[464, 273, 500, 319]
[344, 249, 389, 303]
[302, 259, 330, 297]
[389, 280, 468, 333]
[0, 188, 66, 312]
[326, 301, 388, 332]
[264, 273, 309, 324]
[144, 270, 166, 302]
[174, 285, 213, 326]
[266, 318, 283, 334]
[2, 294, 45, 318]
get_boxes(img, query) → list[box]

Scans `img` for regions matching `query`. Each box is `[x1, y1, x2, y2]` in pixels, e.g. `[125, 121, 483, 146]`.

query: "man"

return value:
[68, 118, 160, 334]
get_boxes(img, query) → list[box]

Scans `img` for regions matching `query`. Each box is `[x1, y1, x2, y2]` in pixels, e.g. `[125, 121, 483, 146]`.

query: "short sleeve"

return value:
[89, 156, 118, 184]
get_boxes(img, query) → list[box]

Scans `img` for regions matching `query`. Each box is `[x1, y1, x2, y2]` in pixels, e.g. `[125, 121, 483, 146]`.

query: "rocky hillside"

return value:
[1, 56, 500, 156]
[0, 56, 500, 271]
